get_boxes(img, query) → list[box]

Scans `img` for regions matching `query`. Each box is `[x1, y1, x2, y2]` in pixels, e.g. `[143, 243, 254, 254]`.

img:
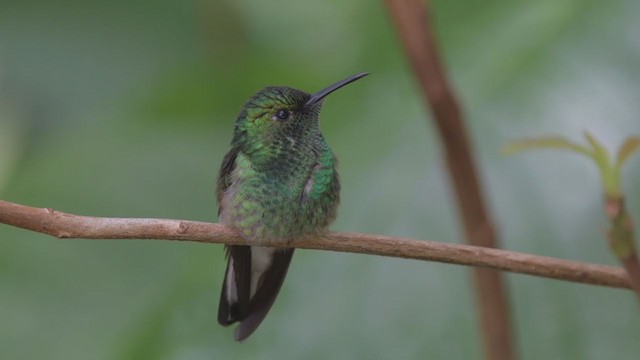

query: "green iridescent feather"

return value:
[217, 87, 340, 241]
[215, 73, 367, 341]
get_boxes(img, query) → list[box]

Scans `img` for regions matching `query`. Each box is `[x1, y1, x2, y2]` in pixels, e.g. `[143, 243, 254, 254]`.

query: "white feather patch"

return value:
[302, 163, 322, 202]
[250, 246, 276, 297]
[226, 257, 238, 305]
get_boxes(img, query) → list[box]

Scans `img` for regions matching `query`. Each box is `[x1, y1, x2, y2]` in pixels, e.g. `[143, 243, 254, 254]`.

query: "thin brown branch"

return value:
[384, 1, 514, 359]
[0, 200, 632, 290]
[605, 196, 640, 300]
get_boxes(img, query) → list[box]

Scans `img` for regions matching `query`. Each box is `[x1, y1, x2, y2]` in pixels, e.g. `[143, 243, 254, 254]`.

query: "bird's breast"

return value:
[220, 150, 338, 241]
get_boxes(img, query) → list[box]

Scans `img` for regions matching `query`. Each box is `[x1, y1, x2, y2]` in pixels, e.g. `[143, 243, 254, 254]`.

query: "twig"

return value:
[0, 200, 631, 290]
[506, 134, 640, 301]
[605, 196, 640, 301]
[384, 1, 515, 359]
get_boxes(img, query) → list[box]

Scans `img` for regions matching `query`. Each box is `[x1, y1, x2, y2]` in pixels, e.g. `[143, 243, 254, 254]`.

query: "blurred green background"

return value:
[1, 0, 639, 359]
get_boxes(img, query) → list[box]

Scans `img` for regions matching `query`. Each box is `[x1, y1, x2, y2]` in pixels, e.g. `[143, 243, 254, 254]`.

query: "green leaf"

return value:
[502, 136, 592, 157]
[616, 137, 640, 168]
[583, 131, 611, 167]
[505, 133, 626, 196]
[583, 132, 619, 196]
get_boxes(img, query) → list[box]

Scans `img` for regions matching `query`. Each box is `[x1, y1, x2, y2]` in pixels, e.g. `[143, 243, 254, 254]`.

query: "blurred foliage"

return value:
[504, 133, 640, 196]
[505, 133, 640, 263]
[1, 0, 640, 359]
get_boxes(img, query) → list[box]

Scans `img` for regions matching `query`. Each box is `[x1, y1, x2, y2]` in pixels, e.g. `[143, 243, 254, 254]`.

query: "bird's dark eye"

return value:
[275, 109, 290, 120]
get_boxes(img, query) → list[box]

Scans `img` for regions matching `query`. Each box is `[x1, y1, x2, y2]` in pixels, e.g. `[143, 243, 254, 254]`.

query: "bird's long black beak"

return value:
[304, 72, 369, 108]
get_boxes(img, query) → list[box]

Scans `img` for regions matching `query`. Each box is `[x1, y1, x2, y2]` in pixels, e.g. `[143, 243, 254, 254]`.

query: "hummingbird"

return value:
[216, 72, 368, 341]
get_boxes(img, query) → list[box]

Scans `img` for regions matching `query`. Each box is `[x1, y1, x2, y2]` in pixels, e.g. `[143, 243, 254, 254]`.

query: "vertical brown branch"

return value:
[384, 1, 516, 359]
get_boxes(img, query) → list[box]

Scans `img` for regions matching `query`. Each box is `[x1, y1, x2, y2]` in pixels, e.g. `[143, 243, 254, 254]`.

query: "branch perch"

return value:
[0, 200, 631, 290]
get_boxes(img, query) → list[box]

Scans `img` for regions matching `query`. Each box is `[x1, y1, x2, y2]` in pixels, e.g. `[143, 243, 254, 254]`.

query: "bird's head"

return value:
[231, 73, 368, 155]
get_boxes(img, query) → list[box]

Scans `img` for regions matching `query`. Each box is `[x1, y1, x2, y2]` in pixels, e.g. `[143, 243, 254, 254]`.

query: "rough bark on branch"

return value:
[0, 200, 631, 290]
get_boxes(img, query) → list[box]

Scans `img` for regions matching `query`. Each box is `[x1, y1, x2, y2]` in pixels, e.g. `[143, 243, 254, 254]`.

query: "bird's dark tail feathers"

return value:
[218, 245, 295, 341]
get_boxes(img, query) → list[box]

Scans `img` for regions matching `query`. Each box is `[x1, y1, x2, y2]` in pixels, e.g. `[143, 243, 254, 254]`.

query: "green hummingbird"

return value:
[216, 72, 368, 341]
